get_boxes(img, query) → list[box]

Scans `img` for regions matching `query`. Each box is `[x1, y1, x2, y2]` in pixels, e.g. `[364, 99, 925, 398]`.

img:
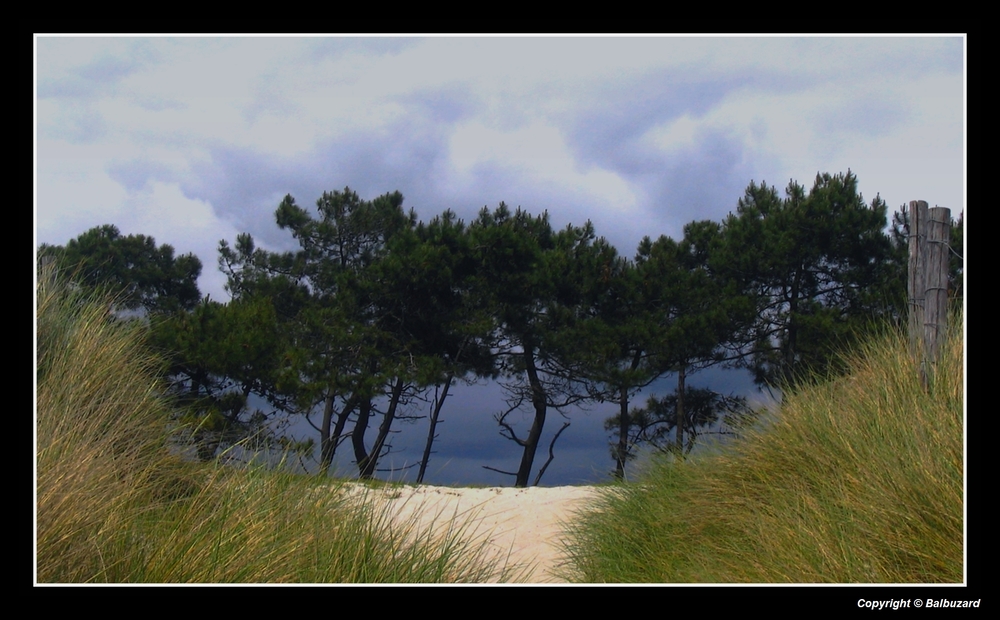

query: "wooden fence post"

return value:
[907, 200, 928, 362]
[38, 253, 57, 288]
[923, 206, 952, 387]
[908, 200, 951, 389]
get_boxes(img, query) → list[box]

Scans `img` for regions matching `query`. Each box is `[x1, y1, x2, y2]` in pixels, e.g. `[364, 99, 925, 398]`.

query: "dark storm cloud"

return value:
[563, 66, 748, 172]
[106, 159, 179, 193]
[182, 82, 486, 251]
[401, 84, 479, 125]
[178, 146, 294, 249]
[436, 159, 542, 215]
[403, 381, 612, 462]
[644, 127, 758, 232]
[287, 120, 461, 221]
[548, 67, 775, 246]
[440, 415, 615, 487]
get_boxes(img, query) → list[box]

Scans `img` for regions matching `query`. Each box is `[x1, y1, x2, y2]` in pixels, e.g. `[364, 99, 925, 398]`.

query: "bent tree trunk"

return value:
[351, 398, 374, 477]
[417, 374, 453, 484]
[615, 384, 630, 479]
[358, 376, 406, 479]
[319, 392, 358, 476]
[515, 346, 547, 488]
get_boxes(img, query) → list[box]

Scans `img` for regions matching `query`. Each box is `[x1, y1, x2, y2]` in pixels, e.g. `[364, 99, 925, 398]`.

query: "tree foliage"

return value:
[372, 211, 497, 482]
[38, 169, 913, 486]
[594, 221, 754, 477]
[469, 204, 608, 487]
[39, 224, 202, 314]
[719, 171, 892, 388]
[605, 386, 755, 459]
[33, 224, 289, 461]
[149, 296, 289, 460]
[219, 188, 443, 478]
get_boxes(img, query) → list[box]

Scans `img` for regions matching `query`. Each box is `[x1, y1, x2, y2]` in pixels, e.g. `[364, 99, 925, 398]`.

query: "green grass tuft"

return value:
[560, 317, 964, 583]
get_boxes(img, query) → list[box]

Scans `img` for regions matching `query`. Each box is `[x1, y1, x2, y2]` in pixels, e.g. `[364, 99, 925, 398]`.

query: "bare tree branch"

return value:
[482, 465, 518, 477]
[533, 421, 571, 487]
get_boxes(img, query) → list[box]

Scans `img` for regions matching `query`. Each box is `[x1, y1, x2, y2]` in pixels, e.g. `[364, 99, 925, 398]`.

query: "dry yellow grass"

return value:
[36, 267, 516, 583]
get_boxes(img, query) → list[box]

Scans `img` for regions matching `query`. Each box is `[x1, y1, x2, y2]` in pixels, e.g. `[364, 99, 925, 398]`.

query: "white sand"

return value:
[339, 483, 604, 583]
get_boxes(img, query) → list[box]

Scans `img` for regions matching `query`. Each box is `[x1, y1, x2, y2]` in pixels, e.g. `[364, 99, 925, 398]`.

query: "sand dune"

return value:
[339, 483, 603, 583]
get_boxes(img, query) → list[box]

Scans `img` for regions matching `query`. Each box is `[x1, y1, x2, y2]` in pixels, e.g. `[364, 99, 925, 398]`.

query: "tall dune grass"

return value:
[561, 317, 964, 583]
[35, 268, 513, 583]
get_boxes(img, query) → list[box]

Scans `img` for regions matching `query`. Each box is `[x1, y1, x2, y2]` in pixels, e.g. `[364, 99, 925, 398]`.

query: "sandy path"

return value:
[339, 483, 603, 583]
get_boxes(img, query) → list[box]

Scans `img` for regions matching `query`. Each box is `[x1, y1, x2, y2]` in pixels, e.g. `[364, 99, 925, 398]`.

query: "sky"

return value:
[34, 35, 966, 486]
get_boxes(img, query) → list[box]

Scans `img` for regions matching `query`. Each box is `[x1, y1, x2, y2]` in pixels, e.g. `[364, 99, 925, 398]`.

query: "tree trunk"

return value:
[319, 392, 358, 476]
[319, 392, 335, 473]
[417, 374, 453, 484]
[614, 351, 643, 480]
[783, 274, 801, 387]
[515, 346, 547, 487]
[614, 384, 629, 479]
[359, 376, 406, 479]
[675, 366, 686, 456]
[352, 398, 373, 475]
[329, 397, 355, 464]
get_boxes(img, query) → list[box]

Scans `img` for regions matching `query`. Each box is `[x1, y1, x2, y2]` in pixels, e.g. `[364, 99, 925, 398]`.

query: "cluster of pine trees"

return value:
[38, 171, 963, 486]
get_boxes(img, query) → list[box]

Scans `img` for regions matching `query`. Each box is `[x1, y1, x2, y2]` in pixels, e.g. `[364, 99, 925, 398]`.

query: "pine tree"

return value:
[220, 188, 417, 477]
[39, 224, 202, 315]
[468, 204, 601, 487]
[720, 171, 892, 388]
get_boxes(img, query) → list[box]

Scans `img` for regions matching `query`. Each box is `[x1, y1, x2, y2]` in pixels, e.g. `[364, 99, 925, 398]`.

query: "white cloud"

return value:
[123, 181, 240, 302]
[35, 139, 129, 241]
[646, 114, 701, 153]
[448, 120, 637, 213]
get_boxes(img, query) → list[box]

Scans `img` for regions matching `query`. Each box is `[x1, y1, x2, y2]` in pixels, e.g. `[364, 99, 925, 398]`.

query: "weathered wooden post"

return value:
[907, 200, 928, 362]
[907, 200, 951, 389]
[38, 253, 58, 289]
[923, 206, 952, 386]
